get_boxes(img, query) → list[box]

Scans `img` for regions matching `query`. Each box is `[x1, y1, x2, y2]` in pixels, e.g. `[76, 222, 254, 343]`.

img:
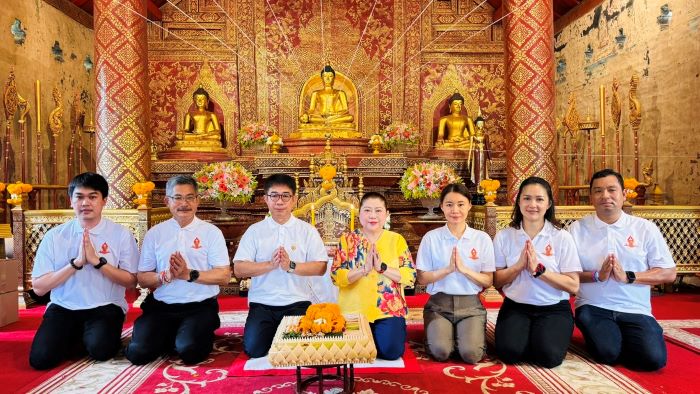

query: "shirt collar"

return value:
[266, 214, 297, 229]
[169, 216, 203, 232]
[515, 220, 554, 239]
[73, 218, 107, 235]
[593, 211, 628, 229]
[440, 224, 472, 241]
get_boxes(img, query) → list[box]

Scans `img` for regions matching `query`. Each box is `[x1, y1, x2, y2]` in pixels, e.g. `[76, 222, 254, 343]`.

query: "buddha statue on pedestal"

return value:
[291, 63, 361, 139]
[171, 85, 226, 153]
[435, 91, 476, 149]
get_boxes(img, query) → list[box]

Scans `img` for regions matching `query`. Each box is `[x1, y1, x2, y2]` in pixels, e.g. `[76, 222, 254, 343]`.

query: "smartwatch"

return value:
[625, 270, 636, 284]
[188, 269, 200, 283]
[95, 257, 108, 270]
[287, 261, 297, 274]
[378, 262, 387, 274]
[70, 258, 83, 270]
[533, 263, 546, 278]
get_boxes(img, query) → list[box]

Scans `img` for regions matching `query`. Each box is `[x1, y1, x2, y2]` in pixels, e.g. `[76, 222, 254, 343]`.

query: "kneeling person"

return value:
[126, 175, 231, 365]
[29, 172, 139, 370]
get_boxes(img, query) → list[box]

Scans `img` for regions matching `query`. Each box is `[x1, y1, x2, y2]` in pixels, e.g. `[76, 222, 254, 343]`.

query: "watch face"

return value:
[289, 261, 297, 269]
[189, 269, 200, 281]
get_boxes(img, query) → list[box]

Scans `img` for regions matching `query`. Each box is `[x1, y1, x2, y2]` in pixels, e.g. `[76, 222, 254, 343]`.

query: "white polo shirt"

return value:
[416, 225, 495, 295]
[32, 218, 139, 313]
[570, 212, 675, 316]
[233, 215, 328, 306]
[494, 222, 581, 306]
[139, 217, 230, 304]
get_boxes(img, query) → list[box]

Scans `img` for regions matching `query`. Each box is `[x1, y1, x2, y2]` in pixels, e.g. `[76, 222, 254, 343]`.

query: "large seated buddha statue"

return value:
[435, 91, 476, 149]
[290, 63, 361, 139]
[170, 85, 226, 153]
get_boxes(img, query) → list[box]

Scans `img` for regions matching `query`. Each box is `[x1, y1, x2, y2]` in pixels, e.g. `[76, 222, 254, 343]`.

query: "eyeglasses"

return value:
[266, 193, 293, 202]
[168, 194, 197, 203]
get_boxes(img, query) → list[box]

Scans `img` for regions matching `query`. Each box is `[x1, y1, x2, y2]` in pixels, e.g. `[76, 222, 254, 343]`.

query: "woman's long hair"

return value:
[509, 176, 561, 230]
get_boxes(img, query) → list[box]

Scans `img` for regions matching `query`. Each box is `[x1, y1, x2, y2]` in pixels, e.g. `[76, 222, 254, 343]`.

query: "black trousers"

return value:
[125, 293, 220, 365]
[495, 297, 574, 368]
[29, 303, 125, 370]
[243, 301, 311, 358]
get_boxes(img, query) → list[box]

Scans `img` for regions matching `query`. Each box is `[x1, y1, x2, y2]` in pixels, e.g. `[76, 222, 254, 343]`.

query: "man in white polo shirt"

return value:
[233, 173, 328, 358]
[570, 168, 676, 371]
[125, 175, 231, 365]
[29, 172, 139, 370]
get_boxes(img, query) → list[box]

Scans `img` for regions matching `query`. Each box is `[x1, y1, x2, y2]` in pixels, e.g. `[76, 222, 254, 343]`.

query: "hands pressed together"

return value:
[512, 240, 540, 276]
[72, 229, 102, 269]
[443, 246, 472, 277]
[597, 254, 628, 283]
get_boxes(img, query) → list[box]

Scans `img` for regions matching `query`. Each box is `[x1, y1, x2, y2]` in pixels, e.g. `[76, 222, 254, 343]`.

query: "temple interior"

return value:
[0, 0, 698, 391]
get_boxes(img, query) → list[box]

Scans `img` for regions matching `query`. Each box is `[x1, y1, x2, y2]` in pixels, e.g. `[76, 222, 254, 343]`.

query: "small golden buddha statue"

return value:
[170, 85, 226, 153]
[435, 91, 476, 149]
[300, 63, 354, 125]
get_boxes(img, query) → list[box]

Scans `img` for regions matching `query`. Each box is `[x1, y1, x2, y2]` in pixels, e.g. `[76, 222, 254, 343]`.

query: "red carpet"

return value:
[1, 292, 699, 393]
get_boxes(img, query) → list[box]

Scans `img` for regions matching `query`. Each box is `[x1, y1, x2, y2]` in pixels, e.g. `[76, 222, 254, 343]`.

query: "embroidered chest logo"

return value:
[544, 244, 553, 256]
[192, 237, 202, 249]
[626, 236, 636, 248]
[470, 248, 479, 260]
[99, 242, 110, 254]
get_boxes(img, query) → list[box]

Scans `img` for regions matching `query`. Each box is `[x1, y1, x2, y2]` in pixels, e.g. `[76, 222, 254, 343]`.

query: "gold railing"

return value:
[469, 205, 699, 274]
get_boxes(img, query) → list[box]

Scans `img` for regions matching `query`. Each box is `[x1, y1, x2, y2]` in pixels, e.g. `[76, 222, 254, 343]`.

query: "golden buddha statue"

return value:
[291, 63, 361, 139]
[435, 91, 476, 149]
[170, 85, 226, 154]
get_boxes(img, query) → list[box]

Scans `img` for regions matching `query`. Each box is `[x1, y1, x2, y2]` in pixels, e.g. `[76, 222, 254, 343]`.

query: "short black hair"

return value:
[321, 63, 336, 77]
[166, 175, 198, 196]
[264, 173, 296, 194]
[439, 183, 471, 205]
[68, 172, 109, 198]
[590, 168, 624, 190]
[509, 176, 561, 230]
[360, 192, 388, 210]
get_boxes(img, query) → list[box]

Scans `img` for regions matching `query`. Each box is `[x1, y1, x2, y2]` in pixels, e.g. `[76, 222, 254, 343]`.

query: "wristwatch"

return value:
[287, 261, 297, 274]
[625, 270, 636, 284]
[378, 262, 388, 274]
[70, 258, 83, 270]
[533, 263, 546, 278]
[188, 269, 200, 283]
[95, 257, 108, 270]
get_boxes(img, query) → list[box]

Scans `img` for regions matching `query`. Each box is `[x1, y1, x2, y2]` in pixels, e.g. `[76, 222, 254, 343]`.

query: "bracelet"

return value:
[593, 270, 600, 282]
[159, 270, 172, 284]
[70, 258, 83, 270]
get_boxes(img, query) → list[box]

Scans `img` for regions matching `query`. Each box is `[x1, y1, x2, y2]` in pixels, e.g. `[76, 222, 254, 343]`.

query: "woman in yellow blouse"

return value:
[331, 192, 416, 360]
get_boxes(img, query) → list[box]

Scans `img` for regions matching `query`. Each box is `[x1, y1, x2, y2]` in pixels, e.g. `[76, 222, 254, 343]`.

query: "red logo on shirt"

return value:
[626, 236, 636, 248]
[192, 237, 202, 249]
[99, 242, 109, 254]
[544, 244, 553, 256]
[470, 248, 479, 260]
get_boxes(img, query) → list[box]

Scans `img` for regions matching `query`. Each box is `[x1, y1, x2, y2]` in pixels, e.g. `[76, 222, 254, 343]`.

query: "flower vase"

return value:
[391, 143, 414, 153]
[215, 201, 235, 221]
[250, 144, 267, 153]
[419, 198, 441, 219]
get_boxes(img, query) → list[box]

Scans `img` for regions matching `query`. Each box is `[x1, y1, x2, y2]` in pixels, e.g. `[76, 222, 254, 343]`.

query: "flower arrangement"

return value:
[194, 161, 257, 203]
[623, 177, 640, 202]
[238, 122, 273, 147]
[399, 162, 462, 200]
[132, 181, 156, 207]
[381, 122, 420, 149]
[284, 303, 346, 338]
[6, 181, 33, 206]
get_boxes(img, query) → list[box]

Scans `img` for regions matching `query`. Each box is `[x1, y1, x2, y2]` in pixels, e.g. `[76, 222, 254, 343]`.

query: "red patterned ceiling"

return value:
[69, 0, 584, 23]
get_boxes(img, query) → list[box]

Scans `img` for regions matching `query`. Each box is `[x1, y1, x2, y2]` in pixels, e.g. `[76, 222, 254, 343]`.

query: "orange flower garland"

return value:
[286, 303, 346, 337]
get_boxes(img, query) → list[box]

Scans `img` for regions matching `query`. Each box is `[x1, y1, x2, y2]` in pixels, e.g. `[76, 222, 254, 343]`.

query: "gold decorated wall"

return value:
[148, 0, 506, 157]
[554, 0, 700, 204]
[1, 0, 95, 194]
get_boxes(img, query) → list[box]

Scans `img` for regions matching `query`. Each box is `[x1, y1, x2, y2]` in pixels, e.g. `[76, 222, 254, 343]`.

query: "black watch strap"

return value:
[95, 257, 108, 270]
[379, 262, 388, 273]
[626, 270, 636, 284]
[70, 258, 83, 270]
[188, 269, 200, 282]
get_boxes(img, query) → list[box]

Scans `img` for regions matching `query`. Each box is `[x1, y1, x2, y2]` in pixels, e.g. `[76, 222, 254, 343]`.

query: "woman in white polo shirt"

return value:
[416, 183, 495, 363]
[493, 177, 581, 368]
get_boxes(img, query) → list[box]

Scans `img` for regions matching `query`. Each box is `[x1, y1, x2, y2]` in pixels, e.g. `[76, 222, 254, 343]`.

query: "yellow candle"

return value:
[350, 205, 355, 231]
[311, 203, 315, 225]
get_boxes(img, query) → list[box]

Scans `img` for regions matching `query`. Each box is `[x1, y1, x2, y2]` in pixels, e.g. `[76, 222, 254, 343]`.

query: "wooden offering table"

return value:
[268, 314, 376, 393]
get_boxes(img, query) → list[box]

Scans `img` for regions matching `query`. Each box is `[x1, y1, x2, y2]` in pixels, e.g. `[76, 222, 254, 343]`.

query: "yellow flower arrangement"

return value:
[132, 181, 156, 207]
[285, 303, 346, 338]
[623, 177, 639, 202]
[6, 181, 32, 206]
